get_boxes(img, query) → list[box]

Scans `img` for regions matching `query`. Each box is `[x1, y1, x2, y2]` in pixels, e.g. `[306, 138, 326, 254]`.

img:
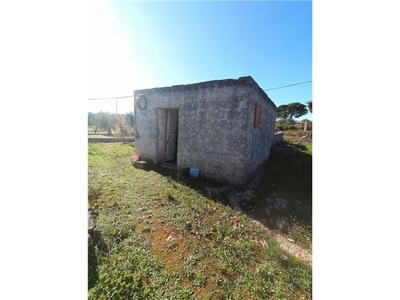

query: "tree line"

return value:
[276, 101, 312, 131]
[88, 101, 312, 135]
[88, 112, 135, 137]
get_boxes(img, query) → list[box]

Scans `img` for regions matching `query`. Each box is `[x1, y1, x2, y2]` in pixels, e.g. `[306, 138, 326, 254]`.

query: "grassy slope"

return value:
[254, 131, 312, 251]
[88, 142, 312, 299]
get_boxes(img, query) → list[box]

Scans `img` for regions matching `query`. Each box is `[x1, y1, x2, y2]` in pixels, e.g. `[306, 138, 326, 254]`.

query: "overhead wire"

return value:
[88, 95, 133, 100]
[263, 80, 312, 92]
[87, 80, 312, 100]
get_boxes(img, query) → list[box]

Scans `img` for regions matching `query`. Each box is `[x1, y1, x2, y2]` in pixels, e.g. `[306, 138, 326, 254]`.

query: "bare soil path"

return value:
[250, 217, 312, 266]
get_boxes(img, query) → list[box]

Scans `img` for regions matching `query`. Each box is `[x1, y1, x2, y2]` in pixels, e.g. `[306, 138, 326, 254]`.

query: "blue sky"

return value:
[88, 1, 312, 120]
[4, 3, 400, 296]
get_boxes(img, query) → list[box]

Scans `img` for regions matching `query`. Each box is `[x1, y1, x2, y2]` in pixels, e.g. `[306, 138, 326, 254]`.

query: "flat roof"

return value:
[134, 76, 277, 110]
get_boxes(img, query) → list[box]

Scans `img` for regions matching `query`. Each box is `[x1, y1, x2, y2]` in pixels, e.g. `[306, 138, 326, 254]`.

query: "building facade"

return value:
[133, 76, 277, 185]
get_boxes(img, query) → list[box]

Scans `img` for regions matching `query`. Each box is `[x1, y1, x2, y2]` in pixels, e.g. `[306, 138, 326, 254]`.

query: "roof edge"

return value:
[134, 76, 277, 110]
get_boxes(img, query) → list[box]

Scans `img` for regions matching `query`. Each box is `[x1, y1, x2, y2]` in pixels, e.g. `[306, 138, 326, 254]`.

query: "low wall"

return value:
[88, 135, 135, 143]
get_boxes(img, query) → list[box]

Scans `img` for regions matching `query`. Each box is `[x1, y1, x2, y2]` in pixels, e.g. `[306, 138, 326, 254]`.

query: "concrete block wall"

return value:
[242, 82, 277, 182]
[134, 76, 277, 185]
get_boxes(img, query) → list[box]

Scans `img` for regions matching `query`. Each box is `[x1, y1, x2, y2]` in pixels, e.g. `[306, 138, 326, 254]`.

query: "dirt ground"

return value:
[251, 217, 312, 266]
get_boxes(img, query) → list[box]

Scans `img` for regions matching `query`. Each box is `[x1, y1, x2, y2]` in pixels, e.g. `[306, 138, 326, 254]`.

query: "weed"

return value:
[141, 227, 151, 234]
[194, 269, 207, 287]
[182, 265, 195, 280]
[276, 216, 287, 231]
[88, 142, 312, 299]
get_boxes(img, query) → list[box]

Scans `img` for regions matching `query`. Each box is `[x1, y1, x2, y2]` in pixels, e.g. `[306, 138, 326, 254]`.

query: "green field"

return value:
[88, 134, 312, 299]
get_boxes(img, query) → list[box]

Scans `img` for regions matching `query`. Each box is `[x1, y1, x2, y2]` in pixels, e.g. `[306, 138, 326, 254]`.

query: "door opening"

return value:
[157, 109, 178, 164]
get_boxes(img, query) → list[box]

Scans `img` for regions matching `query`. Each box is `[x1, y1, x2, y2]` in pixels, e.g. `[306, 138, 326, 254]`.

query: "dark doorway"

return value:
[156, 109, 178, 164]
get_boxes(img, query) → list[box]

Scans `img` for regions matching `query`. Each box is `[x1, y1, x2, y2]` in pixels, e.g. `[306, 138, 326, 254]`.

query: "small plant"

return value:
[194, 270, 207, 287]
[276, 216, 287, 232]
[88, 143, 312, 299]
[182, 265, 195, 280]
[141, 227, 151, 234]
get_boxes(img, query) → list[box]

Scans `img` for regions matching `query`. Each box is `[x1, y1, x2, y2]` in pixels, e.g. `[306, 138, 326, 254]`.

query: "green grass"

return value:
[253, 131, 312, 250]
[88, 125, 135, 136]
[88, 142, 312, 299]
[88, 126, 109, 135]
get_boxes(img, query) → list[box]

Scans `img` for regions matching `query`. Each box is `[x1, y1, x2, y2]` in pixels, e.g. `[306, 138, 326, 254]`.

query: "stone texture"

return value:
[246, 165, 266, 190]
[134, 76, 277, 185]
[132, 161, 148, 169]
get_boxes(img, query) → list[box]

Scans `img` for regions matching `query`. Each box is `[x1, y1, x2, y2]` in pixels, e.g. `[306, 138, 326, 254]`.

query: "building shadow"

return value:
[132, 160, 234, 204]
[130, 147, 312, 236]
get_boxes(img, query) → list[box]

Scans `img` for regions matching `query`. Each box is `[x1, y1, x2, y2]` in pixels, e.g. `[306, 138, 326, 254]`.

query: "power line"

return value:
[263, 80, 312, 92]
[88, 95, 133, 101]
[87, 80, 312, 100]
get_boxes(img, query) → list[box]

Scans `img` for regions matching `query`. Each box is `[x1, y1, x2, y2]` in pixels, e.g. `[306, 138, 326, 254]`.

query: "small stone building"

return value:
[133, 76, 277, 185]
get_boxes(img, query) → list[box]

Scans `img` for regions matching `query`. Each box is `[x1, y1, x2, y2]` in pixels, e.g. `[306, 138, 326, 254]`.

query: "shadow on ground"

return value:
[131, 145, 312, 239]
[133, 160, 236, 204]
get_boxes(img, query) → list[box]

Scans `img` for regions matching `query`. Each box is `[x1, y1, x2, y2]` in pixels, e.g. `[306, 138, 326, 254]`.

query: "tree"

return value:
[97, 112, 115, 135]
[88, 112, 98, 134]
[277, 102, 308, 119]
[88, 112, 96, 126]
[276, 118, 296, 131]
[277, 104, 290, 119]
[125, 112, 135, 128]
[306, 101, 312, 114]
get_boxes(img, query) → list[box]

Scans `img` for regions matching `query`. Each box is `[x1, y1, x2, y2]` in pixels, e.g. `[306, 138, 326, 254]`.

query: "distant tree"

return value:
[124, 112, 135, 136]
[88, 112, 96, 126]
[113, 115, 123, 138]
[287, 102, 308, 119]
[276, 118, 296, 131]
[125, 112, 135, 128]
[277, 102, 308, 120]
[306, 101, 312, 114]
[97, 112, 114, 135]
[277, 104, 290, 119]
[88, 112, 98, 134]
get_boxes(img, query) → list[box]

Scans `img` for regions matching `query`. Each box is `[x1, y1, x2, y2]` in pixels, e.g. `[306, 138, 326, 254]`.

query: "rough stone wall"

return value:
[178, 85, 249, 184]
[133, 99, 159, 160]
[134, 76, 276, 185]
[243, 86, 277, 182]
